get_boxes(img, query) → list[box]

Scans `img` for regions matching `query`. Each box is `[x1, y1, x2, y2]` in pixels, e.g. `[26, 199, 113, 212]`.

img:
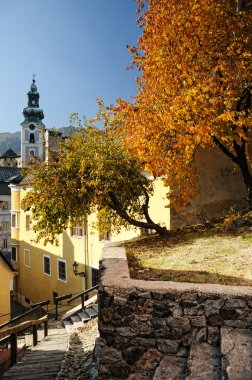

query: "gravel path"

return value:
[56, 318, 99, 380]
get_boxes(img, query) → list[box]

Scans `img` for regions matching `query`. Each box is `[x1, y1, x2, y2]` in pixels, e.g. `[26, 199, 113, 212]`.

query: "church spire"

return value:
[21, 77, 44, 125]
[20, 78, 46, 166]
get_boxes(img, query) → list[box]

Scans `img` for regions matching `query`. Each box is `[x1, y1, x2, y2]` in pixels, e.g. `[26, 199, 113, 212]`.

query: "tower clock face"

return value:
[29, 124, 35, 130]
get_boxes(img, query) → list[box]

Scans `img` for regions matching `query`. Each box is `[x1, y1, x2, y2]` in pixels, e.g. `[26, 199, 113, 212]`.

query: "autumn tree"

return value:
[21, 123, 168, 244]
[113, 0, 252, 210]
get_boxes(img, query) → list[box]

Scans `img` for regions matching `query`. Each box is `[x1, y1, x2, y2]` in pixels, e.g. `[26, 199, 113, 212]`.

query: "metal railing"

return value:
[0, 300, 50, 330]
[67, 285, 99, 310]
[53, 293, 72, 320]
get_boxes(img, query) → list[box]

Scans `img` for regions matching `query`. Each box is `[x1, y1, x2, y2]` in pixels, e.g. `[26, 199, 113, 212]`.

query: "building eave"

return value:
[0, 252, 15, 272]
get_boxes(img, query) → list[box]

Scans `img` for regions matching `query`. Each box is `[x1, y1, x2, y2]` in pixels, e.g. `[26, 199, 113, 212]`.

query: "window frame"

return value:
[0, 201, 8, 210]
[11, 246, 18, 262]
[99, 230, 111, 242]
[3, 238, 8, 250]
[29, 149, 35, 157]
[43, 255, 51, 276]
[72, 225, 85, 238]
[57, 259, 67, 282]
[24, 249, 31, 268]
[91, 267, 99, 287]
[26, 214, 31, 231]
[11, 212, 18, 228]
[2, 222, 9, 231]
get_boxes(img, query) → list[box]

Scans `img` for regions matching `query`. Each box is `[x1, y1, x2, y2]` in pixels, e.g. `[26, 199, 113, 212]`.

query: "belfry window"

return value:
[29, 133, 35, 143]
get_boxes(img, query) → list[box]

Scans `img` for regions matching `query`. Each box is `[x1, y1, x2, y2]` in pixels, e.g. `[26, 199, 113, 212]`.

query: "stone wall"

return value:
[170, 147, 248, 228]
[98, 243, 252, 379]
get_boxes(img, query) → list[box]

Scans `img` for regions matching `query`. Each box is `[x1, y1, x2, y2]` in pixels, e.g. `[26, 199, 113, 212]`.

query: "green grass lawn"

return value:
[125, 214, 252, 286]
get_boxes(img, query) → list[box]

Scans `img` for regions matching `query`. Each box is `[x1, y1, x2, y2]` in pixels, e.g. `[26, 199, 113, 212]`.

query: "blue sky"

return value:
[0, 0, 140, 133]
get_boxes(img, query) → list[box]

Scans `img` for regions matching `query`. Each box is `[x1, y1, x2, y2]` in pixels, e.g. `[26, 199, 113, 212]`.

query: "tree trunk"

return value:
[108, 191, 169, 236]
[212, 136, 252, 209]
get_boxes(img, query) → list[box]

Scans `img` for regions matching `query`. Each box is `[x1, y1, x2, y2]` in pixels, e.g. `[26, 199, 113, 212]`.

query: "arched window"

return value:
[29, 133, 35, 143]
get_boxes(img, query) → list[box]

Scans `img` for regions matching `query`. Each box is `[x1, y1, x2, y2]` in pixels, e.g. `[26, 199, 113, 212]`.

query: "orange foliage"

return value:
[112, 0, 252, 210]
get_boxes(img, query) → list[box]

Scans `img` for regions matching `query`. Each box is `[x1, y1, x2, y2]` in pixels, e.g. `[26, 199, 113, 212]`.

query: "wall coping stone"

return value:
[101, 243, 252, 298]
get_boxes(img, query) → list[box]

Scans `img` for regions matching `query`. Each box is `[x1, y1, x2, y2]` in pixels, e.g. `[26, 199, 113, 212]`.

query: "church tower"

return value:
[21, 78, 45, 166]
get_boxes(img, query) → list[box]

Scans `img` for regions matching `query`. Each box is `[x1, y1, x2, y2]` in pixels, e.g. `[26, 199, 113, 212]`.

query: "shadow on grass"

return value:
[129, 266, 252, 286]
[125, 224, 252, 286]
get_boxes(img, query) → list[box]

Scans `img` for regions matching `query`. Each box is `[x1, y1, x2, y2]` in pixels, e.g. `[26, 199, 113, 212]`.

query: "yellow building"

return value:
[0, 252, 15, 324]
[10, 178, 169, 308]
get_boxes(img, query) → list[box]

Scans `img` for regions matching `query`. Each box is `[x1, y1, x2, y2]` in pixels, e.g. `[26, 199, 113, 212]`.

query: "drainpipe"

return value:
[84, 220, 88, 292]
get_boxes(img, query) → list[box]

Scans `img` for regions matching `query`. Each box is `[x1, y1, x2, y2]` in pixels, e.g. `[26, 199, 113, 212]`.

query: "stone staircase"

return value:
[0, 297, 99, 379]
[62, 303, 98, 333]
[1, 322, 70, 380]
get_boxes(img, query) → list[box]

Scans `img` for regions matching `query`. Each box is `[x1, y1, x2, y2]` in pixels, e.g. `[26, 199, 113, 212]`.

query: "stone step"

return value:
[186, 342, 221, 379]
[221, 327, 252, 380]
[86, 304, 98, 318]
[70, 315, 81, 324]
[78, 309, 91, 322]
[5, 363, 60, 373]
[3, 361, 63, 377]
[42, 333, 69, 342]
[32, 339, 68, 349]
[2, 375, 57, 380]
[62, 320, 74, 333]
[19, 353, 65, 364]
[70, 315, 84, 328]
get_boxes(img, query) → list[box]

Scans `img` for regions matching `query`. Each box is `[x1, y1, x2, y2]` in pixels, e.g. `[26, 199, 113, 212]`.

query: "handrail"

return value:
[31, 300, 50, 309]
[54, 294, 72, 320]
[54, 293, 72, 303]
[0, 315, 48, 366]
[0, 315, 48, 340]
[0, 300, 50, 330]
[68, 285, 98, 304]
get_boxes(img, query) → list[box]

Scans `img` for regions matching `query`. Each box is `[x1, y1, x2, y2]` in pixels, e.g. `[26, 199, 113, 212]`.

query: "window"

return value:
[140, 227, 153, 236]
[24, 249, 31, 268]
[25, 297, 30, 304]
[91, 268, 99, 287]
[99, 231, 111, 241]
[11, 213, 18, 228]
[43, 255, 51, 276]
[29, 149, 35, 157]
[29, 133, 35, 143]
[58, 259, 67, 282]
[26, 215, 31, 231]
[72, 225, 85, 237]
[11, 246, 17, 262]
[2, 222, 9, 231]
[3, 238, 8, 250]
[0, 201, 8, 210]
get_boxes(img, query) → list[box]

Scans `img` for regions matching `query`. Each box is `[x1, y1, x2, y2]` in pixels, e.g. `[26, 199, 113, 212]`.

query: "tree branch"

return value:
[211, 135, 239, 164]
[108, 191, 168, 236]
[142, 189, 155, 224]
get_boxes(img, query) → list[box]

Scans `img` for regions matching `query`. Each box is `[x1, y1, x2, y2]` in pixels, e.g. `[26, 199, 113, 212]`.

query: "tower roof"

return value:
[30, 79, 38, 93]
[21, 78, 45, 126]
